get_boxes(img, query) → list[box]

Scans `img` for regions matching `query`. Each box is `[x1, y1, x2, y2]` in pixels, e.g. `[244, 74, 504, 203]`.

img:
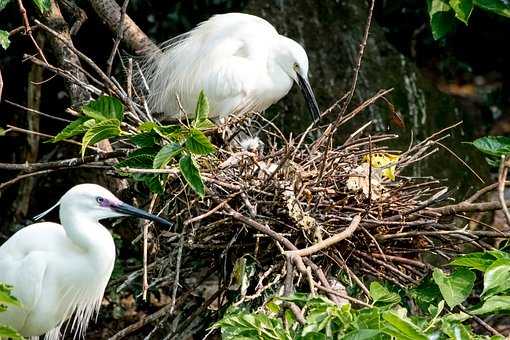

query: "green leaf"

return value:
[194, 90, 210, 124]
[432, 268, 475, 308]
[0, 30, 10, 50]
[179, 154, 205, 198]
[32, 0, 50, 13]
[482, 258, 510, 297]
[343, 329, 381, 340]
[0, 283, 21, 307]
[409, 276, 442, 312]
[139, 121, 158, 132]
[471, 295, 510, 315]
[153, 143, 182, 169]
[133, 174, 164, 194]
[369, 282, 400, 307]
[52, 117, 94, 142]
[81, 119, 121, 157]
[472, 136, 510, 157]
[195, 118, 216, 130]
[82, 96, 124, 121]
[382, 310, 428, 340]
[0, 324, 23, 340]
[130, 132, 159, 148]
[185, 128, 215, 155]
[449, 252, 499, 272]
[449, 0, 474, 24]
[427, 0, 458, 39]
[0, 0, 11, 11]
[474, 0, 510, 17]
[440, 321, 474, 340]
[0, 127, 6, 136]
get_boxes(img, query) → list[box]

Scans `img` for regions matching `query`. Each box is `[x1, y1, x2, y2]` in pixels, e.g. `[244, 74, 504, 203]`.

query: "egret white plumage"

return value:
[0, 184, 171, 339]
[144, 12, 320, 121]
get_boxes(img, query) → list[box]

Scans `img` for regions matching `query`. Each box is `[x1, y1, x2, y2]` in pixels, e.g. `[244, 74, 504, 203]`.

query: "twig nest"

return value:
[346, 163, 384, 199]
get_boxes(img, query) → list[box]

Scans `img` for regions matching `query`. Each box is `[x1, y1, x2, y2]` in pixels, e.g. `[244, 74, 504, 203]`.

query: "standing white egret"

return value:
[144, 12, 320, 121]
[0, 183, 172, 339]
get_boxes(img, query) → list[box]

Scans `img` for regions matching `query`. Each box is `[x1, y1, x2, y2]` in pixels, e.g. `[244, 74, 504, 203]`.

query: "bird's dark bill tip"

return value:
[113, 203, 173, 227]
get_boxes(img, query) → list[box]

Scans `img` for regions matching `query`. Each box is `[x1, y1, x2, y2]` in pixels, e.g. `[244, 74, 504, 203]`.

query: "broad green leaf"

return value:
[0, 30, 10, 50]
[0, 127, 6, 136]
[427, 0, 458, 39]
[179, 154, 205, 197]
[130, 132, 158, 148]
[471, 295, 510, 315]
[449, 252, 498, 272]
[81, 96, 124, 121]
[472, 136, 510, 157]
[369, 282, 400, 307]
[449, 0, 474, 24]
[153, 124, 184, 140]
[440, 321, 474, 340]
[32, 0, 50, 13]
[427, 300, 445, 319]
[0, 283, 21, 307]
[0, 0, 11, 11]
[195, 118, 215, 130]
[52, 117, 93, 142]
[81, 119, 121, 157]
[474, 0, 510, 17]
[139, 121, 158, 132]
[0, 324, 23, 340]
[133, 173, 164, 194]
[482, 258, 510, 297]
[153, 143, 182, 169]
[185, 128, 215, 155]
[432, 268, 475, 308]
[194, 90, 210, 124]
[115, 147, 159, 171]
[353, 308, 383, 332]
[409, 276, 442, 312]
[343, 329, 381, 340]
[115, 154, 154, 170]
[382, 310, 428, 340]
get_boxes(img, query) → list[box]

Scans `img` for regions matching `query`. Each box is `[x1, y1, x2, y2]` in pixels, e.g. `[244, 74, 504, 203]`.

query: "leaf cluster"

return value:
[52, 92, 216, 197]
[427, 0, 510, 40]
[214, 250, 510, 340]
[0, 283, 23, 340]
[470, 136, 510, 166]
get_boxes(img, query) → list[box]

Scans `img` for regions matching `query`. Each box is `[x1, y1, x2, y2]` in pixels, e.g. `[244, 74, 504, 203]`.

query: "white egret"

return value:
[0, 183, 171, 339]
[144, 12, 320, 121]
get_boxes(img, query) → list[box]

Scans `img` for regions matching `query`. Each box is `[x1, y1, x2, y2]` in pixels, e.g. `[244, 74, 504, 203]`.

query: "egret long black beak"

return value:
[296, 72, 321, 123]
[113, 202, 173, 227]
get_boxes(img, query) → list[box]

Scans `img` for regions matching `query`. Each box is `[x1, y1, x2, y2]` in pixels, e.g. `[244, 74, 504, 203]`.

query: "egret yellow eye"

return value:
[293, 63, 299, 70]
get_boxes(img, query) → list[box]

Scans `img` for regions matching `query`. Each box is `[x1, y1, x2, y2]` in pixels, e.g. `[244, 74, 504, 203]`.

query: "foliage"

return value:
[52, 92, 216, 197]
[0, 283, 23, 340]
[470, 136, 510, 166]
[427, 0, 510, 40]
[214, 251, 510, 339]
[0, 30, 9, 50]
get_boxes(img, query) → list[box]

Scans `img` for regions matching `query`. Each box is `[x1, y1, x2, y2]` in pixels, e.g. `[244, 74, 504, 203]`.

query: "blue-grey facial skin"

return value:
[97, 196, 113, 208]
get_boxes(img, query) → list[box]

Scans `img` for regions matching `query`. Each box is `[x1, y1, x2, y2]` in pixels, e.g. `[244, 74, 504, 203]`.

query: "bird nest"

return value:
[105, 92, 504, 339]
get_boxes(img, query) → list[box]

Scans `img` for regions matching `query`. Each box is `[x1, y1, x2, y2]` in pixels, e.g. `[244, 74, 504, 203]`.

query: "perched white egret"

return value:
[144, 12, 320, 121]
[0, 184, 171, 340]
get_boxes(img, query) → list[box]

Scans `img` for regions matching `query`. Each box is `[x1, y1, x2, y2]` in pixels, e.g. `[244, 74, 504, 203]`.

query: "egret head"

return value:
[275, 36, 321, 122]
[35, 184, 172, 227]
